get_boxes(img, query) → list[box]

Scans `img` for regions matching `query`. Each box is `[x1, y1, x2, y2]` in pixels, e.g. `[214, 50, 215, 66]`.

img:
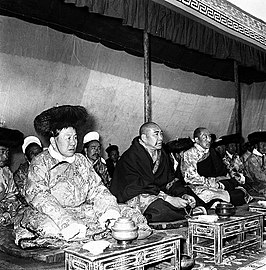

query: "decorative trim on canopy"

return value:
[160, 0, 266, 48]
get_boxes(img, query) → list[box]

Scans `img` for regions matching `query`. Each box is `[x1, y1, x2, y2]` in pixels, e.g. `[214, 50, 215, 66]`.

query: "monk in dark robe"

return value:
[110, 122, 206, 223]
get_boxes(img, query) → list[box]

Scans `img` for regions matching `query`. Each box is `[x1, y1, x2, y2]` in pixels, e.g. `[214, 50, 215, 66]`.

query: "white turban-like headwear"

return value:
[22, 136, 42, 153]
[83, 131, 100, 144]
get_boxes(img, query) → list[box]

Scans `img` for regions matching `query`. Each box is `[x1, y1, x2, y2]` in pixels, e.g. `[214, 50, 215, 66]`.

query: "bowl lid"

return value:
[112, 217, 137, 230]
[216, 202, 234, 208]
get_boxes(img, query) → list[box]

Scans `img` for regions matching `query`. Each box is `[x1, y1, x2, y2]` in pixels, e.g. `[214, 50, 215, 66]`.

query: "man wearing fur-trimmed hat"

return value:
[213, 133, 253, 203]
[244, 131, 266, 198]
[165, 137, 194, 181]
[13, 106, 120, 247]
[214, 134, 246, 184]
[13, 136, 43, 204]
[0, 126, 24, 225]
[82, 131, 112, 188]
[13, 105, 151, 248]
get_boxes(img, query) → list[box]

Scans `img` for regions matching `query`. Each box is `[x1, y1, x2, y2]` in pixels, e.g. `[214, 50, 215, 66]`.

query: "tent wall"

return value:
[241, 82, 266, 136]
[0, 16, 264, 170]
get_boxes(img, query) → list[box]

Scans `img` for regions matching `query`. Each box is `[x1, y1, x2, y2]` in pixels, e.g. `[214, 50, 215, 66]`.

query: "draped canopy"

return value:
[0, 0, 265, 84]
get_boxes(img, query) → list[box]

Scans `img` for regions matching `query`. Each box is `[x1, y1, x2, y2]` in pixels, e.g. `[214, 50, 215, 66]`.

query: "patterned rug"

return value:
[193, 244, 266, 270]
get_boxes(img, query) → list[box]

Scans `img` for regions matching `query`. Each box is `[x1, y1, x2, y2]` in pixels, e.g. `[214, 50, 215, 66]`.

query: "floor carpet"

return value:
[193, 243, 266, 270]
[0, 252, 64, 270]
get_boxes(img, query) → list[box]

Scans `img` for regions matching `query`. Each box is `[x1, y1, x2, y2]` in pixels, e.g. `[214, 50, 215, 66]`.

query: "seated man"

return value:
[110, 122, 206, 223]
[213, 133, 253, 202]
[241, 141, 254, 164]
[13, 105, 150, 249]
[13, 135, 43, 204]
[0, 126, 24, 225]
[164, 137, 194, 183]
[214, 133, 246, 184]
[181, 127, 249, 207]
[244, 131, 266, 198]
[105, 144, 120, 178]
[82, 131, 112, 188]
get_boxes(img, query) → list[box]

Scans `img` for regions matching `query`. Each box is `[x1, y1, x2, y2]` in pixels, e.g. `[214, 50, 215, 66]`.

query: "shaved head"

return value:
[193, 127, 211, 149]
[193, 127, 207, 139]
[139, 122, 163, 150]
[139, 122, 160, 136]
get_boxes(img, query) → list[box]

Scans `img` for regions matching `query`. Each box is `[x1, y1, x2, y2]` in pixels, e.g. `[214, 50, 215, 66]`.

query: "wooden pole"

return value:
[143, 0, 151, 123]
[144, 30, 151, 122]
[234, 60, 242, 154]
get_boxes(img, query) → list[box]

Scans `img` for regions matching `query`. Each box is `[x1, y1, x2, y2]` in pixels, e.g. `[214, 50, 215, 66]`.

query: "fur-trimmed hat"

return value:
[213, 133, 243, 147]
[165, 137, 194, 154]
[105, 144, 119, 154]
[0, 127, 24, 148]
[34, 105, 88, 138]
[248, 131, 266, 144]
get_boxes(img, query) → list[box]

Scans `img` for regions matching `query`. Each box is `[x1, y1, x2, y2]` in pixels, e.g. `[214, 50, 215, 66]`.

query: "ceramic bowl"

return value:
[257, 200, 266, 208]
[111, 217, 138, 242]
[215, 202, 236, 219]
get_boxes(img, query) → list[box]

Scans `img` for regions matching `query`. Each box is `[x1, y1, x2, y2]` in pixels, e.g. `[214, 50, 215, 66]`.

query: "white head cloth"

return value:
[83, 131, 100, 144]
[22, 136, 42, 153]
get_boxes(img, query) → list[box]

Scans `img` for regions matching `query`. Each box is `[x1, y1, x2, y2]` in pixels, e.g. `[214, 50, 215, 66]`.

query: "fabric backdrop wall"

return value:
[0, 16, 264, 170]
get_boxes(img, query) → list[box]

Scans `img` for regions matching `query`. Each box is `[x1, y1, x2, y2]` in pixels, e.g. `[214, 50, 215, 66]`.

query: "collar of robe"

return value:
[48, 144, 75, 163]
[253, 148, 264, 157]
[226, 150, 233, 159]
[86, 156, 106, 167]
[138, 138, 159, 163]
[195, 143, 209, 154]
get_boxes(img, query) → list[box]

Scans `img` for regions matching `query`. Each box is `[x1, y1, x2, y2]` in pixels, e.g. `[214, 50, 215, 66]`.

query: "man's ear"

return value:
[24, 154, 29, 162]
[194, 137, 199, 144]
[140, 133, 147, 143]
[84, 148, 88, 156]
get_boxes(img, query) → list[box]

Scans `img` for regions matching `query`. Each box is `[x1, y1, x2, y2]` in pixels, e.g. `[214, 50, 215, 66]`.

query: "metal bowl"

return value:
[180, 254, 195, 270]
[215, 202, 236, 219]
[111, 217, 138, 244]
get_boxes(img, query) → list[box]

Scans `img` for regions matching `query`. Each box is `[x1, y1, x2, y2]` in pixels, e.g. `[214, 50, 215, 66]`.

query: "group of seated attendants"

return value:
[0, 104, 265, 249]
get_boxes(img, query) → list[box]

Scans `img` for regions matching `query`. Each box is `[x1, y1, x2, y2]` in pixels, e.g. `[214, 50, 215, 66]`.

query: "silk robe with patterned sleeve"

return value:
[13, 149, 120, 247]
[244, 152, 266, 197]
[0, 166, 21, 225]
[181, 145, 230, 203]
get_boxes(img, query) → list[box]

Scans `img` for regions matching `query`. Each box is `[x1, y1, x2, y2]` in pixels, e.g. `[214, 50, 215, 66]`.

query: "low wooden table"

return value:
[65, 232, 182, 270]
[188, 212, 263, 264]
[249, 202, 266, 237]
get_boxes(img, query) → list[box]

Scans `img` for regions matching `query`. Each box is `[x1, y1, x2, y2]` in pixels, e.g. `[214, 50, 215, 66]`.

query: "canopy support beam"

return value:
[144, 30, 151, 122]
[144, 0, 151, 123]
[234, 60, 242, 153]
